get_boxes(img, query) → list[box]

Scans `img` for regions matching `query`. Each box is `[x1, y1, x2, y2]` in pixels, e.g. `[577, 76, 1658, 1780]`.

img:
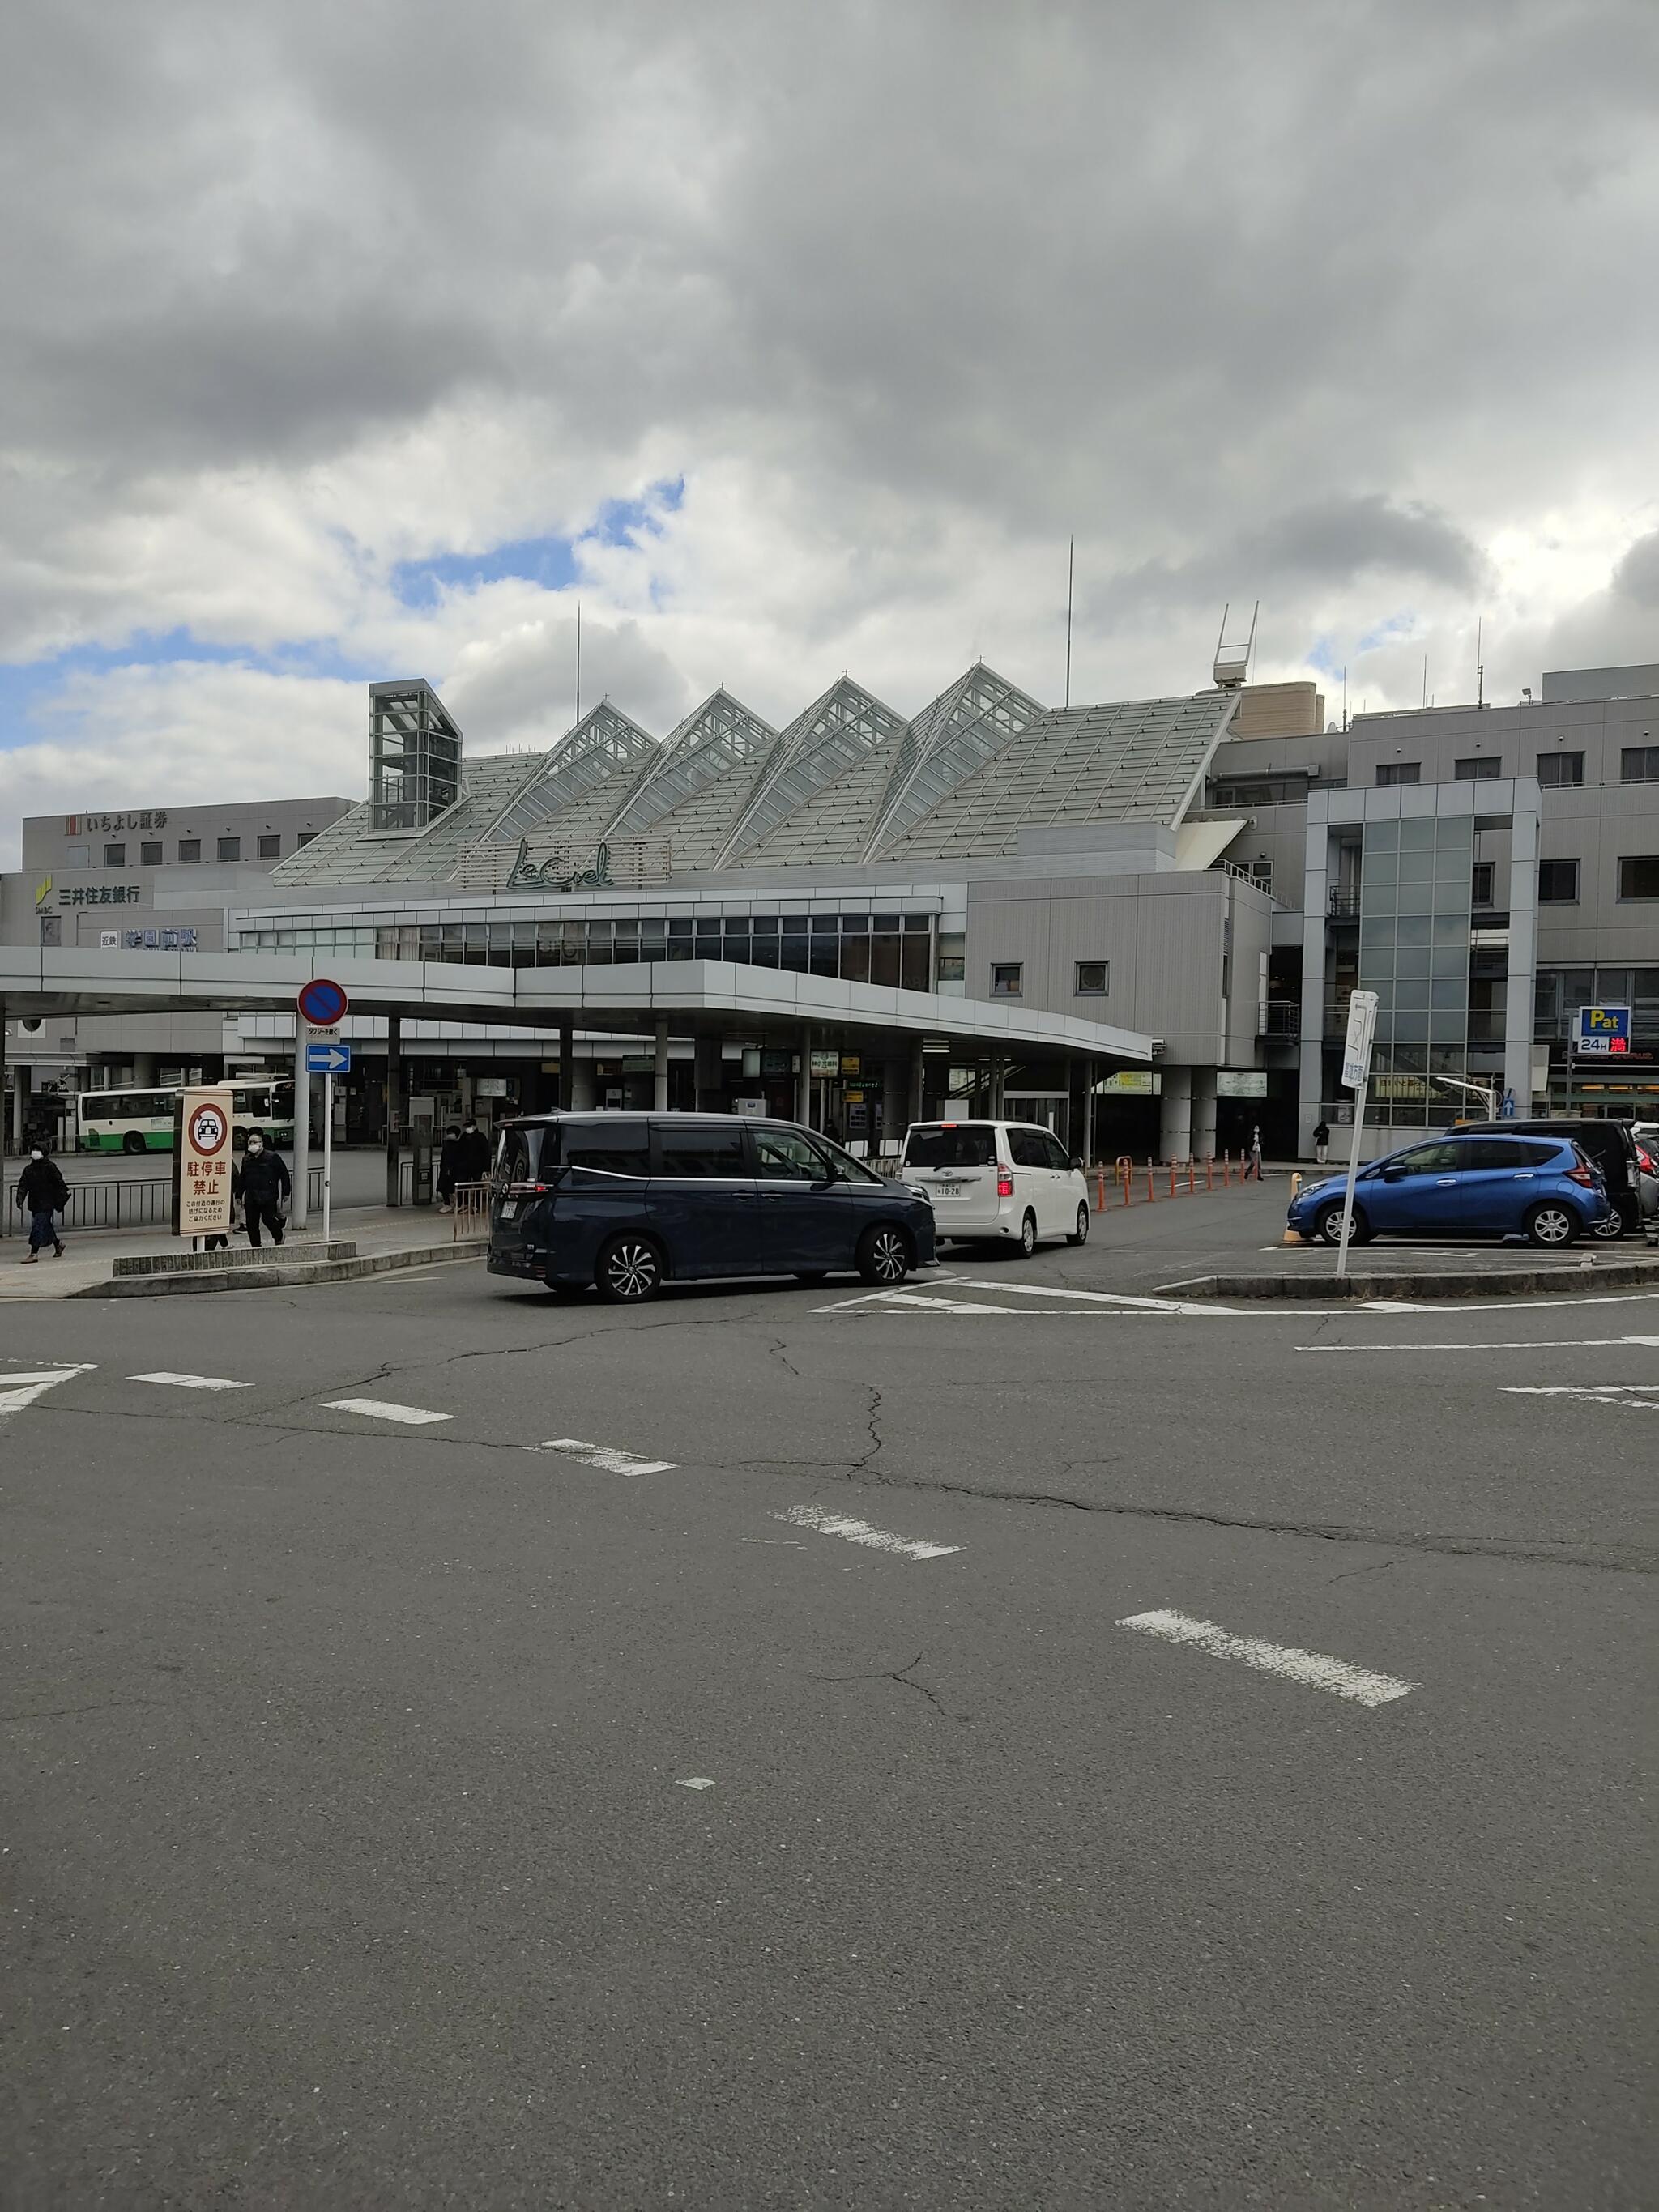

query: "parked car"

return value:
[487, 1113, 936, 1302]
[899, 1119, 1090, 1255]
[1286, 1130, 1611, 1248]
[1456, 1117, 1646, 1236]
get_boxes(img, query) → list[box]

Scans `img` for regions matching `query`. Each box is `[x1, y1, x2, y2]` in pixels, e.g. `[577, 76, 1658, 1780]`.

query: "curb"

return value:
[72, 1240, 488, 1298]
[1155, 1255, 1659, 1302]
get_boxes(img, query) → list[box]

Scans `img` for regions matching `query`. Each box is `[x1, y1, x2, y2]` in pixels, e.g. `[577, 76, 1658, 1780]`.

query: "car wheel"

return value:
[1525, 1202, 1579, 1249]
[1017, 1210, 1038, 1259]
[594, 1234, 663, 1302]
[122, 1131, 147, 1156]
[1590, 1210, 1623, 1241]
[1067, 1204, 1090, 1247]
[1314, 1199, 1369, 1247]
[856, 1224, 911, 1285]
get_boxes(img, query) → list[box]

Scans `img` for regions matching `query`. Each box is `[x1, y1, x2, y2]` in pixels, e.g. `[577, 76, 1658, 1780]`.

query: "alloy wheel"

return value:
[869, 1229, 907, 1282]
[1532, 1206, 1573, 1246]
[603, 1240, 660, 1299]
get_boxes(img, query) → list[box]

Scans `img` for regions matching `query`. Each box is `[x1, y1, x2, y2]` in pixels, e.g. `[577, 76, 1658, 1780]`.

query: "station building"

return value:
[4, 655, 1656, 1164]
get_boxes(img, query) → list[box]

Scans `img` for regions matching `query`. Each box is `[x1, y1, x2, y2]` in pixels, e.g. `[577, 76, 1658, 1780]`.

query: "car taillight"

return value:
[997, 1174, 1014, 1197]
[1638, 1147, 1655, 1174]
[1566, 1165, 1597, 1187]
[508, 1180, 549, 1196]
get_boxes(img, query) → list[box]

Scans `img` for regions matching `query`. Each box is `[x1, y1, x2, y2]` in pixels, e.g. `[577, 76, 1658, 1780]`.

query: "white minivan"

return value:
[899, 1120, 1091, 1255]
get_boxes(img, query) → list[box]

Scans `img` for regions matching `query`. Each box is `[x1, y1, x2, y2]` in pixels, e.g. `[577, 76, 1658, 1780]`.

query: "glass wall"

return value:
[1357, 815, 1475, 1125]
[237, 910, 936, 991]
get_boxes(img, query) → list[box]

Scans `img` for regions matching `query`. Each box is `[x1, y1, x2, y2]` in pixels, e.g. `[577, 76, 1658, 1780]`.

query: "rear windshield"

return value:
[904, 1125, 999, 1169]
[494, 1124, 543, 1187]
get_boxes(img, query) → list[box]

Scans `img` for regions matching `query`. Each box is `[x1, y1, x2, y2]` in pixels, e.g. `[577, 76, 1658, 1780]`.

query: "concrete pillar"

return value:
[1191, 1066, 1218, 1160]
[908, 1037, 925, 1131]
[795, 1026, 812, 1126]
[653, 1020, 670, 1113]
[571, 1060, 599, 1110]
[694, 1034, 724, 1112]
[384, 1012, 403, 1207]
[0, 1000, 8, 1234]
[1159, 1063, 1193, 1162]
[1081, 1062, 1095, 1168]
[882, 1055, 909, 1157]
[558, 1020, 574, 1110]
[292, 1026, 311, 1230]
[990, 1053, 1005, 1116]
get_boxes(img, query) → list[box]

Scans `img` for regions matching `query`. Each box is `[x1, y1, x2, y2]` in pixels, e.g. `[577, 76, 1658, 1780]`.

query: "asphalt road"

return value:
[2, 1190, 1653, 2209]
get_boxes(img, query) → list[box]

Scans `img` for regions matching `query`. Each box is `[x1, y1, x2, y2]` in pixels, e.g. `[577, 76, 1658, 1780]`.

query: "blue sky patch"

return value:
[0, 630, 373, 750]
[390, 476, 685, 608]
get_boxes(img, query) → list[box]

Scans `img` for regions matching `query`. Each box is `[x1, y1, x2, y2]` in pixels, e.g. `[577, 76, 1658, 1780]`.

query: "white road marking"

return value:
[322, 1397, 452, 1426]
[130, 1371, 249, 1391]
[0, 1365, 96, 1416]
[538, 1437, 676, 1476]
[1299, 1334, 1659, 1354]
[1117, 1609, 1415, 1707]
[948, 1278, 1241, 1315]
[676, 1777, 716, 1791]
[873, 1289, 1025, 1314]
[1503, 1384, 1659, 1409]
[771, 1502, 962, 1561]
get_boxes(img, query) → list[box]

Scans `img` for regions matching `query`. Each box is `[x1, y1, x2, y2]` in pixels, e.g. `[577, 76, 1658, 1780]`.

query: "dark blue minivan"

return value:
[487, 1113, 936, 1302]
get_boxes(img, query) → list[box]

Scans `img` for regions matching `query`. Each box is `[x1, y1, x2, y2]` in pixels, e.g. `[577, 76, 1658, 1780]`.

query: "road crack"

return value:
[808, 1649, 966, 1722]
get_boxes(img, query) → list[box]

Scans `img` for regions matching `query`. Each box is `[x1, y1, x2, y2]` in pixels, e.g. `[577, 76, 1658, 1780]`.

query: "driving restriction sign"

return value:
[173, 1085, 236, 1237]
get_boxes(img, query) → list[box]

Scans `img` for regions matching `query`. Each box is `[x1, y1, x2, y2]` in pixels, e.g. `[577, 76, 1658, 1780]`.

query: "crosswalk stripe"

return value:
[322, 1397, 452, 1426]
[536, 1438, 676, 1476]
[130, 1371, 249, 1391]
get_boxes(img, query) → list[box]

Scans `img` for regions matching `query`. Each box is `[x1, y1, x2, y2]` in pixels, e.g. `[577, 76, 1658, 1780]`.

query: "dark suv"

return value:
[1457, 1118, 1646, 1235]
[487, 1112, 936, 1302]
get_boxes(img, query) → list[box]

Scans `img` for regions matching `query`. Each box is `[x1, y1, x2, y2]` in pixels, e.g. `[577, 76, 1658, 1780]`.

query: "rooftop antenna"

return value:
[1064, 537, 1074, 710]
[1475, 616, 1484, 709]
[1212, 599, 1256, 688]
[574, 602, 582, 727]
[1341, 666, 1348, 733]
[1422, 654, 1429, 710]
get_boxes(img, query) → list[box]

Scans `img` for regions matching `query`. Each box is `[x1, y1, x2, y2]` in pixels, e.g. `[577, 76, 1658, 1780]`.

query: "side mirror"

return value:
[1069, 1154, 1084, 1171]
[1381, 1166, 1407, 1182]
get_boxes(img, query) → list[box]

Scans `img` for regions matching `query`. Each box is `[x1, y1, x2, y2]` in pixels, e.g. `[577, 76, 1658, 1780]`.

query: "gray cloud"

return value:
[1611, 529, 1659, 607]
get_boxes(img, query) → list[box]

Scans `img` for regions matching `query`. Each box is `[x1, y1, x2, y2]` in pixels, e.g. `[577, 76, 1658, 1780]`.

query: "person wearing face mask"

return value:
[232, 1132, 292, 1247]
[15, 1145, 69, 1261]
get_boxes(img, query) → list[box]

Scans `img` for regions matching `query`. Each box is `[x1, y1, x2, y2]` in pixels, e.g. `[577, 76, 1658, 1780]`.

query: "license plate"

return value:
[932, 1182, 966, 1197]
[498, 1200, 518, 1221]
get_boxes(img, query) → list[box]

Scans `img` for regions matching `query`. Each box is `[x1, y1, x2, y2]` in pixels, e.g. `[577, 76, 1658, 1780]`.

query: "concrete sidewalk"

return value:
[0, 1206, 480, 1302]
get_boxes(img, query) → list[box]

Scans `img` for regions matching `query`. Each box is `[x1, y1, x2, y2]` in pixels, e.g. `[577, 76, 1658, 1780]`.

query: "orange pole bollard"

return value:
[1188, 1158, 1196, 1195]
[1117, 1156, 1132, 1205]
[1205, 1154, 1213, 1191]
[1146, 1157, 1157, 1201]
[1095, 1167, 1106, 1213]
[1222, 1151, 1231, 1187]
[1168, 1159, 1178, 1199]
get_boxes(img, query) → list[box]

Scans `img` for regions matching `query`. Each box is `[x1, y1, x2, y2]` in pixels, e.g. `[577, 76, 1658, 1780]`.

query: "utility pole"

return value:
[1064, 538, 1074, 710]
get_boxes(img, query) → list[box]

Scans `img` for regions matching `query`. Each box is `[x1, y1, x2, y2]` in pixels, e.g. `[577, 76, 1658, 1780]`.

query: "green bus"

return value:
[77, 1080, 296, 1156]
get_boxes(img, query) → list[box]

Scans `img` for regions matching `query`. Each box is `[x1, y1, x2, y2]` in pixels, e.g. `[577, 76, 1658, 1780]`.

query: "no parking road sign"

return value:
[297, 977, 349, 1029]
[172, 1084, 235, 1237]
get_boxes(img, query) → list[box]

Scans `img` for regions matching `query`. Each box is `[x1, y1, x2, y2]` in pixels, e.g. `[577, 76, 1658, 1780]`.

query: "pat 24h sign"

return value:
[1573, 1004, 1631, 1055]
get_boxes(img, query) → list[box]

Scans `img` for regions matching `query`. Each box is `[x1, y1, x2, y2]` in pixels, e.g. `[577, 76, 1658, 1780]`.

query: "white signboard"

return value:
[1341, 990, 1379, 1091]
[172, 1085, 235, 1237]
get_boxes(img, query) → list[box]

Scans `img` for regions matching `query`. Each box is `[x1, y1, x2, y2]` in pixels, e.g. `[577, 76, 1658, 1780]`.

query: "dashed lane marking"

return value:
[1503, 1383, 1659, 1409]
[322, 1397, 453, 1426]
[1117, 1609, 1415, 1708]
[771, 1503, 963, 1561]
[537, 1438, 676, 1476]
[130, 1371, 249, 1391]
[0, 1365, 97, 1416]
[676, 1777, 716, 1792]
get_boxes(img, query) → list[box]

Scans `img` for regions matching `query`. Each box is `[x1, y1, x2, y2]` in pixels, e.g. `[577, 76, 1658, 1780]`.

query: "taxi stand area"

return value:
[0, 944, 1158, 1235]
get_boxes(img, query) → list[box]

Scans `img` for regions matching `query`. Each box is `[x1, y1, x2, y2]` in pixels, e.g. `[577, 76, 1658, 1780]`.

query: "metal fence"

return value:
[6, 1167, 330, 1234]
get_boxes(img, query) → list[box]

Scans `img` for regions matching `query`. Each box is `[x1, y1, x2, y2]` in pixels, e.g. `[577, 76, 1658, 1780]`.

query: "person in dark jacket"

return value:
[437, 1125, 462, 1213]
[15, 1147, 68, 1261]
[1311, 1118, 1331, 1167]
[454, 1118, 492, 1185]
[233, 1132, 292, 1247]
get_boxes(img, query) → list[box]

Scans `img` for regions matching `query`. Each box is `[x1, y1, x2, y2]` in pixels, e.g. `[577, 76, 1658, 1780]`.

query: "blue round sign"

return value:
[297, 977, 348, 1026]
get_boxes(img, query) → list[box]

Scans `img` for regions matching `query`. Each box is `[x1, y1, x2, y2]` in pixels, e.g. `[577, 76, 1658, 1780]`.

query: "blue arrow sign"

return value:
[305, 1042, 352, 1075]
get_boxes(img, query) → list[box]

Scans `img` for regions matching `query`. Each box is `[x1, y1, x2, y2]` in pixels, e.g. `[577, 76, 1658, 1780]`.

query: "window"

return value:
[104, 842, 126, 867]
[257, 833, 282, 860]
[903, 1125, 998, 1169]
[217, 836, 241, 863]
[1008, 1129, 1051, 1168]
[653, 1123, 748, 1178]
[296, 830, 317, 848]
[936, 932, 965, 984]
[140, 841, 163, 866]
[1538, 859, 1580, 903]
[753, 1128, 830, 1181]
[1375, 762, 1420, 786]
[1463, 1140, 1528, 1170]
[1074, 960, 1109, 995]
[1471, 862, 1495, 907]
[1384, 1141, 1464, 1174]
[1620, 745, 1659, 784]
[561, 1121, 650, 1177]
[1040, 1133, 1075, 1172]
[177, 839, 201, 863]
[991, 962, 1022, 996]
[65, 843, 90, 869]
[1536, 750, 1584, 787]
[1518, 1140, 1565, 1166]
[1618, 855, 1659, 901]
[1454, 756, 1501, 782]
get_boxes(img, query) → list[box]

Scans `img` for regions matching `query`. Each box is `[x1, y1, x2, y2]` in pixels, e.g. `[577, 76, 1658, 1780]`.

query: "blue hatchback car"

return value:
[1287, 1131, 1610, 1248]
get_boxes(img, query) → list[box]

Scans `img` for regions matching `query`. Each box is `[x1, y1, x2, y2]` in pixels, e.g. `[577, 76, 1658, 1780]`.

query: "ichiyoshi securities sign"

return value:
[172, 1087, 235, 1237]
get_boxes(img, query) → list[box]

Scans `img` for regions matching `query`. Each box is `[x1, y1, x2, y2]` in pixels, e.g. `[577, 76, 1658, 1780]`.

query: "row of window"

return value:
[1537, 855, 1659, 904]
[1375, 747, 1659, 788]
[78, 832, 314, 869]
[502, 1119, 874, 1184]
[992, 961, 1108, 999]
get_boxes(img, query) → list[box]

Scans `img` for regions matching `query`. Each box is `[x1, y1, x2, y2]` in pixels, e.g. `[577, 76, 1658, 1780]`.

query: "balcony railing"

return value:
[1328, 887, 1361, 918]
[1261, 1000, 1301, 1038]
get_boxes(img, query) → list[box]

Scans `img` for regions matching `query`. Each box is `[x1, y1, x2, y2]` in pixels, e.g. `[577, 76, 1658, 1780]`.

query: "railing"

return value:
[1262, 1000, 1301, 1038]
[1328, 888, 1361, 918]
[7, 1166, 330, 1234]
[451, 1181, 490, 1239]
[1093, 1154, 1260, 1208]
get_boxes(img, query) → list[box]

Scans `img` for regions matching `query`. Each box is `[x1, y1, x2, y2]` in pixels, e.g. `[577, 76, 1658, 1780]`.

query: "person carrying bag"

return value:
[232, 1133, 292, 1248]
[15, 1147, 69, 1262]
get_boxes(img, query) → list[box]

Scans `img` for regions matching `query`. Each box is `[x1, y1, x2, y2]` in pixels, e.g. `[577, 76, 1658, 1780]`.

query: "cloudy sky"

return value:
[2, 0, 1657, 863]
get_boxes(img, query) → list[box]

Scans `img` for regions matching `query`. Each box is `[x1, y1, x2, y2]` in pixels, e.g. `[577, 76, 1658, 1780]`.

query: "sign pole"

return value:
[323, 1070, 333, 1247]
[1333, 1071, 1368, 1282]
[1334, 987, 1379, 1285]
[292, 1026, 310, 1231]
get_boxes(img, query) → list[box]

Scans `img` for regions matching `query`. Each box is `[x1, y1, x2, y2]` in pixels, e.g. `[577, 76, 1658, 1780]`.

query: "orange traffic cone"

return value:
[1280, 1171, 1303, 1244]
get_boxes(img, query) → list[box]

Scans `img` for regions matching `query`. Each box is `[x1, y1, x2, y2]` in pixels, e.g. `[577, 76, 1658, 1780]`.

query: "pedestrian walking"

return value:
[15, 1146, 68, 1261]
[1312, 1118, 1330, 1168]
[1248, 1123, 1264, 1181]
[437, 1124, 462, 1213]
[233, 1132, 292, 1248]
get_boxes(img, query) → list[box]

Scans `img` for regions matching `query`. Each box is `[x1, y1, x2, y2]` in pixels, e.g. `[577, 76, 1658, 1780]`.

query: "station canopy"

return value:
[271, 665, 1239, 892]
